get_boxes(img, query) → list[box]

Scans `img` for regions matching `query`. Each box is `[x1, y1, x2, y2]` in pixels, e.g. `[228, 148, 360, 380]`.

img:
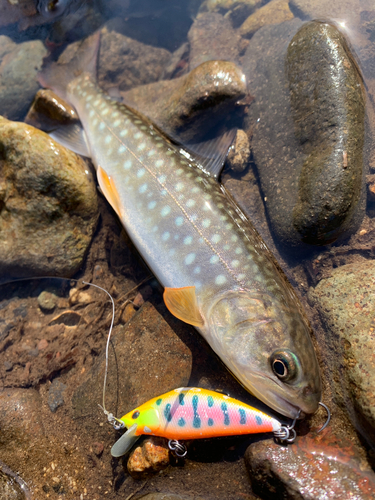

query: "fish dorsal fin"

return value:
[163, 286, 204, 327]
[50, 123, 91, 157]
[111, 424, 140, 458]
[97, 166, 122, 219]
[178, 128, 237, 180]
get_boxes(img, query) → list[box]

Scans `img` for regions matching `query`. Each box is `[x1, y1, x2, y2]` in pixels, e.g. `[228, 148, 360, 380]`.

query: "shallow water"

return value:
[1, 1, 375, 499]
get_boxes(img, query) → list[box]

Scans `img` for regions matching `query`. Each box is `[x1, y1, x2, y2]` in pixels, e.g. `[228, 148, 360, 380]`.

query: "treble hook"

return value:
[316, 401, 331, 433]
[273, 409, 301, 444]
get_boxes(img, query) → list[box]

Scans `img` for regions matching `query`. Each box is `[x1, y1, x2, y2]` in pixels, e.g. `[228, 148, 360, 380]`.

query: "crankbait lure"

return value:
[110, 387, 302, 458]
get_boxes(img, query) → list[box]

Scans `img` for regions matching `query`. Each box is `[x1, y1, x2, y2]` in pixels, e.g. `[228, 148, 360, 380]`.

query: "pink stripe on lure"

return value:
[111, 387, 286, 457]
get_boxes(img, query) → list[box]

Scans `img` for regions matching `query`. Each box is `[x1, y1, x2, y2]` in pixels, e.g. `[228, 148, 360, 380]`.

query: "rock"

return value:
[289, 0, 361, 26]
[245, 432, 375, 499]
[0, 36, 47, 121]
[187, 13, 242, 70]
[243, 20, 366, 249]
[38, 290, 58, 312]
[0, 468, 27, 500]
[309, 260, 375, 448]
[0, 116, 99, 280]
[127, 437, 170, 479]
[286, 21, 365, 245]
[0, 0, 37, 28]
[239, 0, 294, 39]
[97, 25, 172, 93]
[48, 379, 67, 412]
[226, 129, 251, 173]
[198, 0, 264, 27]
[123, 60, 247, 143]
[72, 302, 192, 428]
[137, 495, 193, 500]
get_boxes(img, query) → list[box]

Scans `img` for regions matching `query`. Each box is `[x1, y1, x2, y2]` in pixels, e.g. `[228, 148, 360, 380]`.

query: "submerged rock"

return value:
[127, 437, 170, 479]
[198, 0, 264, 27]
[239, 0, 294, 39]
[245, 432, 375, 499]
[309, 260, 375, 448]
[0, 116, 99, 279]
[0, 36, 47, 121]
[243, 20, 366, 249]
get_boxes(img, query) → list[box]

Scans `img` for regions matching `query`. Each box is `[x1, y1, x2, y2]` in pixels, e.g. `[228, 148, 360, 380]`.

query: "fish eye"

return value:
[131, 410, 140, 419]
[270, 350, 299, 382]
[38, 0, 66, 17]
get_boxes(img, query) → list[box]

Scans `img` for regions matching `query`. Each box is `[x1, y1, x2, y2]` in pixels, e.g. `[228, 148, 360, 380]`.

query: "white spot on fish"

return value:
[152, 225, 158, 232]
[148, 200, 157, 209]
[99, 122, 105, 131]
[186, 199, 195, 208]
[212, 234, 221, 244]
[93, 118, 98, 126]
[134, 132, 143, 139]
[169, 248, 176, 256]
[176, 182, 184, 192]
[124, 160, 132, 170]
[158, 175, 166, 184]
[137, 168, 146, 178]
[113, 119, 121, 127]
[118, 145, 126, 153]
[231, 260, 240, 268]
[148, 149, 156, 157]
[139, 183, 148, 194]
[93, 99, 100, 106]
[238, 273, 246, 280]
[162, 231, 170, 241]
[138, 143, 146, 151]
[210, 255, 220, 264]
[102, 108, 109, 115]
[194, 266, 201, 274]
[175, 217, 184, 227]
[112, 111, 119, 118]
[202, 219, 211, 228]
[89, 110, 95, 118]
[184, 236, 192, 245]
[176, 169, 183, 176]
[161, 206, 171, 217]
[231, 235, 238, 242]
[235, 247, 243, 255]
[105, 135, 112, 144]
[185, 253, 196, 265]
[155, 160, 163, 168]
[120, 129, 128, 137]
[191, 186, 199, 194]
[86, 95, 93, 101]
[215, 275, 227, 285]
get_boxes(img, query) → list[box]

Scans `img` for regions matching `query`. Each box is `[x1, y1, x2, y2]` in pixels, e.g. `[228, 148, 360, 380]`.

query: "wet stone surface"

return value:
[245, 432, 375, 500]
[127, 436, 170, 479]
[0, 116, 99, 280]
[243, 19, 366, 249]
[239, 0, 294, 39]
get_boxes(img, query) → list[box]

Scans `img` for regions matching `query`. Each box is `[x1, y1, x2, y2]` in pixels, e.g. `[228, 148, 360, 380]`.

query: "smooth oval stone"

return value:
[287, 21, 365, 245]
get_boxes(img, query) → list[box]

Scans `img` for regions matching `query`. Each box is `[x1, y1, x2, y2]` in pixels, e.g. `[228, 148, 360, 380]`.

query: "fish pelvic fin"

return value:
[38, 31, 101, 103]
[111, 424, 140, 458]
[97, 166, 123, 219]
[163, 286, 204, 327]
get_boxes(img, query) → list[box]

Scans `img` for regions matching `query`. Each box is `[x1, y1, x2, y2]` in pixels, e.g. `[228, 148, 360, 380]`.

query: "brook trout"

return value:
[38, 34, 321, 418]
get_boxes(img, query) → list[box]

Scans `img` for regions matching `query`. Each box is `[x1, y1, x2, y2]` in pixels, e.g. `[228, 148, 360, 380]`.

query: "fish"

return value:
[111, 387, 287, 457]
[37, 0, 87, 18]
[38, 33, 321, 419]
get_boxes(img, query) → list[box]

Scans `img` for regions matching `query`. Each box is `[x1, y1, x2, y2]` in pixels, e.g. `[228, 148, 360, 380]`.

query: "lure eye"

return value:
[131, 410, 140, 419]
[270, 350, 299, 382]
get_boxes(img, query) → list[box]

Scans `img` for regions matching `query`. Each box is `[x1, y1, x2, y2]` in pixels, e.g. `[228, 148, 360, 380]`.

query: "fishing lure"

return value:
[110, 387, 301, 458]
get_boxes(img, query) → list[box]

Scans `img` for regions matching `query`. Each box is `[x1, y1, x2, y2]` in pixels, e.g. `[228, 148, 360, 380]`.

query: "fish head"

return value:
[120, 405, 161, 435]
[205, 289, 321, 419]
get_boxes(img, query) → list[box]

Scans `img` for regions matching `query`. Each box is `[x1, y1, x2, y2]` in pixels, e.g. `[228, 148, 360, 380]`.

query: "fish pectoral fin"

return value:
[163, 286, 204, 327]
[111, 424, 140, 458]
[97, 166, 123, 219]
[50, 123, 91, 157]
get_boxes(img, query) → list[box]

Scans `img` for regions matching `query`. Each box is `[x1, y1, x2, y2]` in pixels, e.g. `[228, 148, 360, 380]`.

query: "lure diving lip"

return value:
[110, 387, 297, 458]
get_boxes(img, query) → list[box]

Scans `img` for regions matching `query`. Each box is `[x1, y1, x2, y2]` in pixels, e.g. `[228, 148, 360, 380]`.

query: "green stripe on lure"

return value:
[111, 387, 296, 458]
[38, 32, 321, 419]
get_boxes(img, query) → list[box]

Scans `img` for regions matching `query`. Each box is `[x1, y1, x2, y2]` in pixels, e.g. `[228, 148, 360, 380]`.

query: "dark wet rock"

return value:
[48, 379, 67, 412]
[24, 89, 79, 133]
[243, 20, 366, 249]
[286, 22, 365, 245]
[0, 0, 37, 28]
[367, 173, 375, 202]
[239, 0, 294, 39]
[309, 260, 375, 448]
[123, 60, 247, 143]
[0, 36, 47, 121]
[245, 432, 375, 500]
[226, 129, 251, 173]
[127, 437, 170, 479]
[187, 13, 242, 70]
[198, 0, 263, 27]
[0, 116, 99, 280]
[0, 468, 27, 500]
[97, 25, 172, 93]
[72, 301, 192, 426]
[37, 290, 58, 312]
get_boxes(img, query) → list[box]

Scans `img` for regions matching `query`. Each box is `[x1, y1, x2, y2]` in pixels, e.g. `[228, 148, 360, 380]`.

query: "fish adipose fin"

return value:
[38, 31, 101, 103]
[111, 424, 140, 458]
[97, 166, 123, 218]
[50, 123, 91, 157]
[163, 286, 204, 327]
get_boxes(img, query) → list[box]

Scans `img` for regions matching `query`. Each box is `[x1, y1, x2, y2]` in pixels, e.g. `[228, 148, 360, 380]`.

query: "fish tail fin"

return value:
[38, 31, 101, 102]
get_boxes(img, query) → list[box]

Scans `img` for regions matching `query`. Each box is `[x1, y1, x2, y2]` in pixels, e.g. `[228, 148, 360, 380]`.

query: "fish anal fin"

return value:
[97, 166, 122, 219]
[163, 286, 204, 327]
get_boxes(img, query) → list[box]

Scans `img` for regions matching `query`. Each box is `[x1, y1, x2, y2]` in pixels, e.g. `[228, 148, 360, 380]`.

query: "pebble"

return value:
[127, 437, 170, 479]
[309, 260, 375, 448]
[198, 0, 264, 27]
[0, 116, 99, 280]
[48, 379, 67, 413]
[226, 129, 251, 173]
[0, 36, 47, 121]
[37, 291, 58, 312]
[239, 0, 294, 39]
[245, 432, 375, 499]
